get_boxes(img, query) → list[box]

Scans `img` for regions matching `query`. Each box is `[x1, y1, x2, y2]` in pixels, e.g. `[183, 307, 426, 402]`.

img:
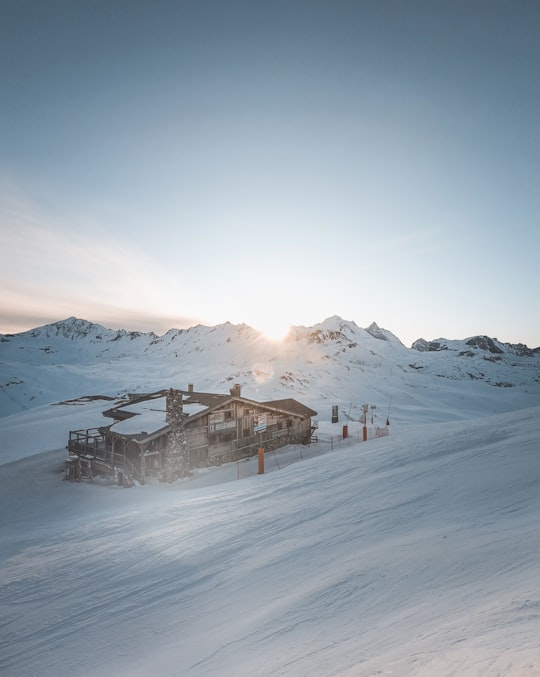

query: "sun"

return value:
[255, 318, 291, 342]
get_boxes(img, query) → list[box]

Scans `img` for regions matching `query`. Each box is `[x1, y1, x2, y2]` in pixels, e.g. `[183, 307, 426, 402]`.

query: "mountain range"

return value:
[1, 315, 539, 422]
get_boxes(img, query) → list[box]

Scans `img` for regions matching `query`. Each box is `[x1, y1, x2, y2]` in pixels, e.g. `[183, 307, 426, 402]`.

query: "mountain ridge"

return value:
[1, 315, 539, 422]
[2, 315, 538, 352]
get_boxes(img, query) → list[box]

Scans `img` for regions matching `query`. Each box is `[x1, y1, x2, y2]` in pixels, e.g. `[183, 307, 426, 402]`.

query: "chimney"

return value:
[187, 383, 194, 393]
[229, 383, 242, 397]
[166, 388, 183, 426]
[165, 388, 187, 482]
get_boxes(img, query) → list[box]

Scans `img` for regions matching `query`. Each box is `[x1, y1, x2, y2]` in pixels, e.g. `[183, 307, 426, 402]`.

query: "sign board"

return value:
[209, 420, 237, 433]
[254, 413, 267, 433]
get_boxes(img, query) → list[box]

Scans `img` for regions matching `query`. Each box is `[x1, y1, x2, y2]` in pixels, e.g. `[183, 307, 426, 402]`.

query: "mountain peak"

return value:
[27, 317, 104, 339]
[365, 321, 387, 341]
[364, 321, 404, 346]
[465, 335, 504, 355]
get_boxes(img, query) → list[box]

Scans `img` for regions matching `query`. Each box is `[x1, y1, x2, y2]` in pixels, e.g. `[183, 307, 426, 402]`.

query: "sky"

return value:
[1, 0, 539, 347]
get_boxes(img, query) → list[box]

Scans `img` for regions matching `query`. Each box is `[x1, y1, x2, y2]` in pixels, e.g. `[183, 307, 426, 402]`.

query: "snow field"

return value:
[1, 405, 539, 676]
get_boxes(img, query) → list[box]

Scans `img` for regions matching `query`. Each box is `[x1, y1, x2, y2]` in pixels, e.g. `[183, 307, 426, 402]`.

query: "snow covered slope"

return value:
[1, 404, 539, 676]
[1, 316, 540, 675]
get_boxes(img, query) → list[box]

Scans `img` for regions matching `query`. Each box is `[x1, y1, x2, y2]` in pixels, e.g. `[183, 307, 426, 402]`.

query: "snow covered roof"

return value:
[117, 396, 166, 416]
[111, 409, 167, 435]
[182, 402, 208, 416]
[105, 390, 317, 439]
[110, 395, 207, 437]
[261, 398, 317, 418]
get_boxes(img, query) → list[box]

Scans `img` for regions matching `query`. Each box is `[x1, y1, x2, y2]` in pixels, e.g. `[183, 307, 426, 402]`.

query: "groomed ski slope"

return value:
[1, 405, 540, 676]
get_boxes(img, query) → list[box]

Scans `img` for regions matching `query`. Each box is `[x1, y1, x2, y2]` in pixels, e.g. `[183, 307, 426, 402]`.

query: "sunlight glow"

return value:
[255, 319, 291, 342]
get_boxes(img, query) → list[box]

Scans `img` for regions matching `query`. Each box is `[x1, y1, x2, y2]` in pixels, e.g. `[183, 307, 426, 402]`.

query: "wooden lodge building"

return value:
[66, 384, 317, 484]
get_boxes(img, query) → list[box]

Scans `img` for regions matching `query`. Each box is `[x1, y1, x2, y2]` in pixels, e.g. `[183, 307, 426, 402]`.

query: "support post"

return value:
[140, 446, 146, 485]
[362, 403, 369, 442]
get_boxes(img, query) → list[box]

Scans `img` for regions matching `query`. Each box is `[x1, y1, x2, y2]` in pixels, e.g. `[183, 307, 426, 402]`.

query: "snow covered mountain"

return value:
[1, 315, 539, 423]
[2, 316, 540, 676]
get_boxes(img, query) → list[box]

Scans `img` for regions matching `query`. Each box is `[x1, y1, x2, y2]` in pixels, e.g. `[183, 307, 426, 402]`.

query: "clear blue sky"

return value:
[1, 0, 539, 346]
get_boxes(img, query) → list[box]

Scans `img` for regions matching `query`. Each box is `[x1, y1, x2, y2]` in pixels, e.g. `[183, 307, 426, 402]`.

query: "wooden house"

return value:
[67, 384, 317, 484]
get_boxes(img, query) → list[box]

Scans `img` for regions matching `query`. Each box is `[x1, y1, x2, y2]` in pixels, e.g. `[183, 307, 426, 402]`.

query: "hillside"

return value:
[1, 402, 539, 676]
[1, 316, 540, 675]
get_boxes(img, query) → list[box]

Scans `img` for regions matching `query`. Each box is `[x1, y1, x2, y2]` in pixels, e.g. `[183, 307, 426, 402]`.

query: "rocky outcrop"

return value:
[465, 336, 504, 355]
[411, 339, 448, 352]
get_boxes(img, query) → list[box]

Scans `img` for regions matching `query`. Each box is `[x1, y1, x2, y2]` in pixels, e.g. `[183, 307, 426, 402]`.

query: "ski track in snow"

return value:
[1, 406, 540, 676]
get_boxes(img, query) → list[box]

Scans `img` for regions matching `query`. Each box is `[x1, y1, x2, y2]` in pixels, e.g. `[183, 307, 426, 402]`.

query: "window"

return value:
[215, 431, 235, 444]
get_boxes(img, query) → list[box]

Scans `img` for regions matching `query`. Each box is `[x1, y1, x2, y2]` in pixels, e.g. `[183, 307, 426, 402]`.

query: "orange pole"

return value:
[258, 447, 264, 474]
[342, 424, 348, 439]
[363, 425, 367, 442]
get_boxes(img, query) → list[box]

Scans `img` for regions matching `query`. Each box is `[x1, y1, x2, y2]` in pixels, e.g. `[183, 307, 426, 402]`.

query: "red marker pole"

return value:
[258, 447, 264, 474]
